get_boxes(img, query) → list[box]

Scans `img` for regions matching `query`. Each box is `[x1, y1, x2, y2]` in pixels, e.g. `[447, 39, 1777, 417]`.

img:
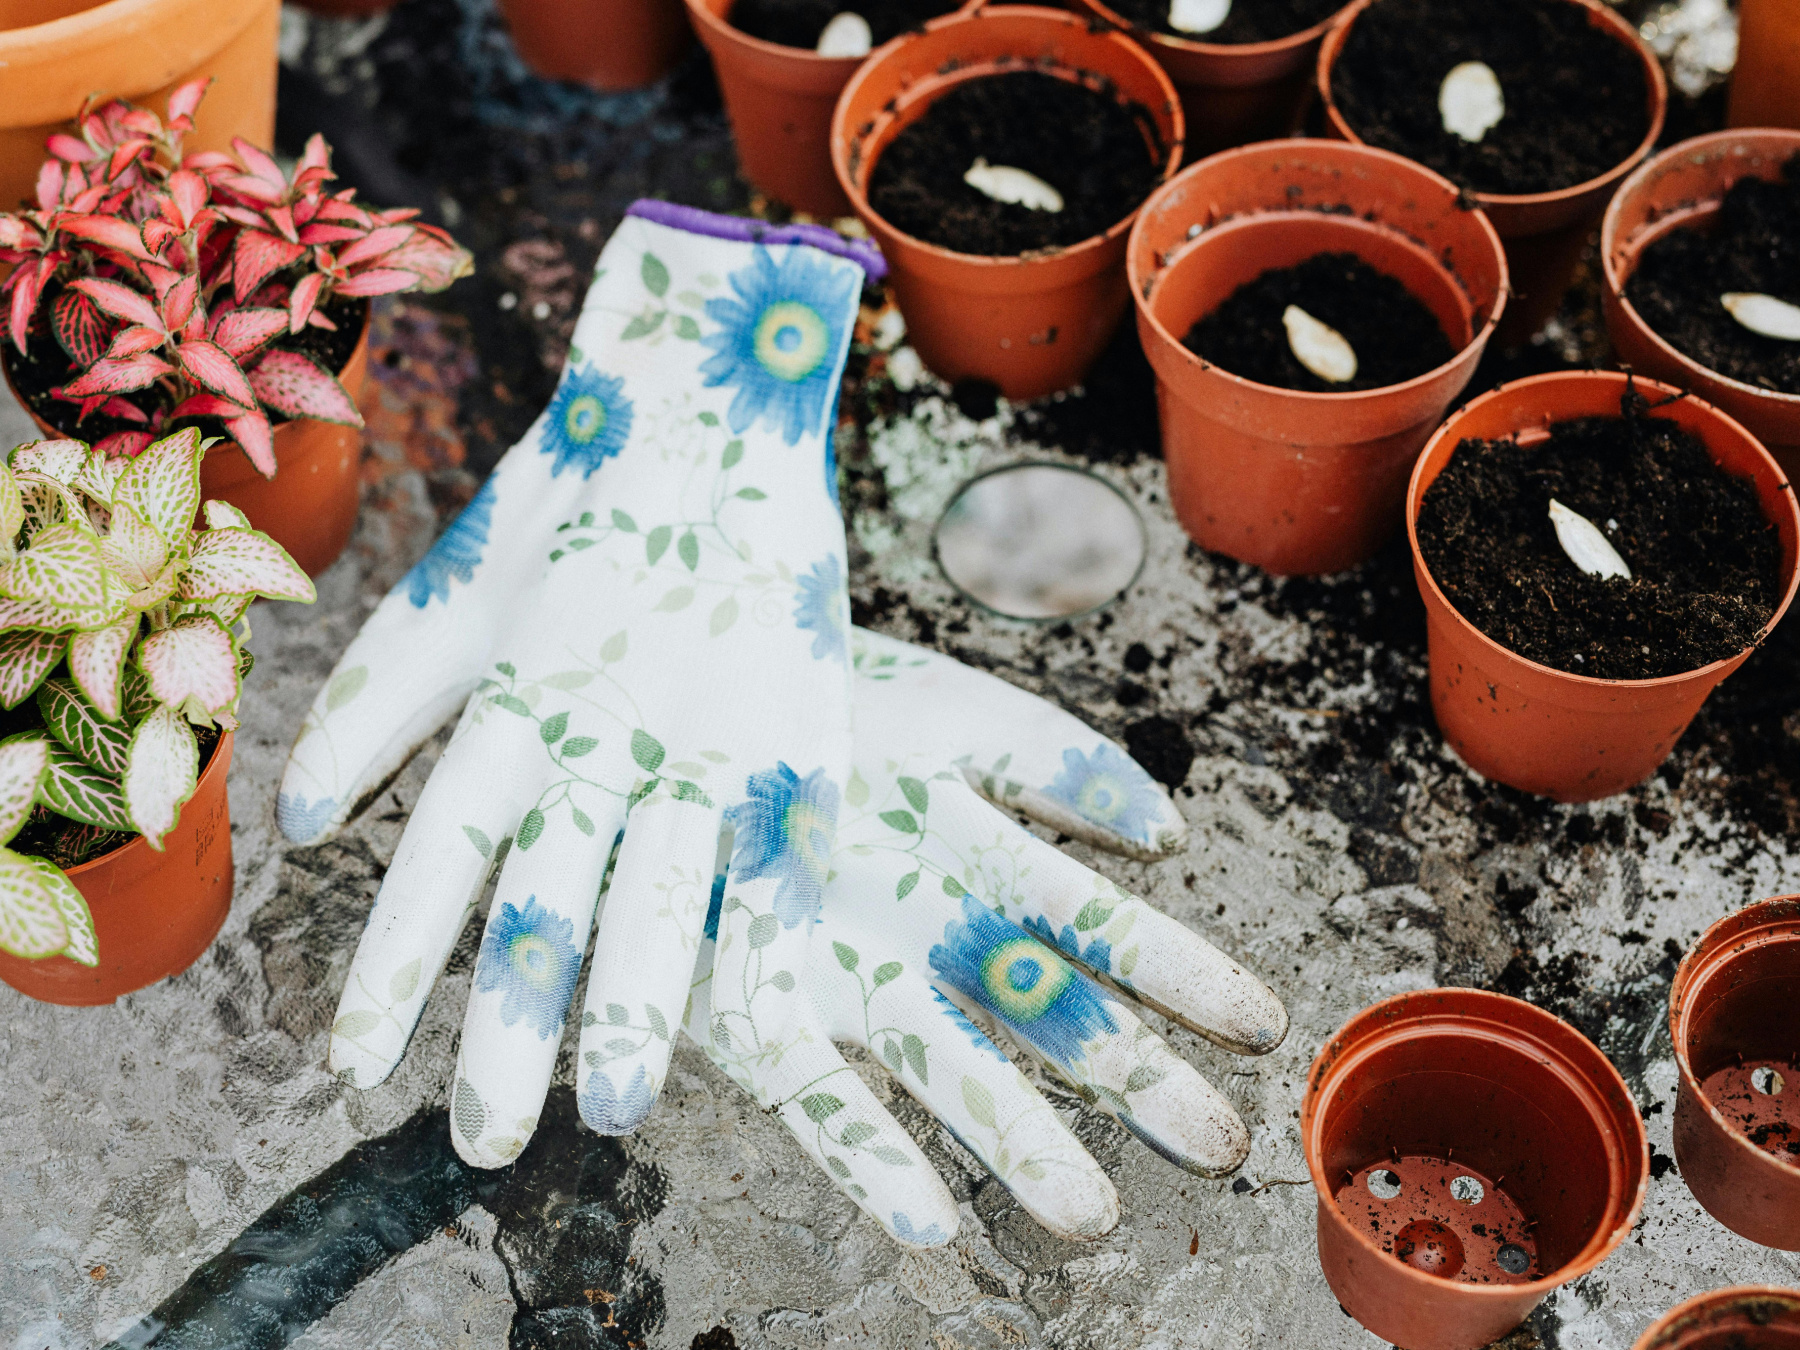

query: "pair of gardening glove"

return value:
[280, 204, 1287, 1246]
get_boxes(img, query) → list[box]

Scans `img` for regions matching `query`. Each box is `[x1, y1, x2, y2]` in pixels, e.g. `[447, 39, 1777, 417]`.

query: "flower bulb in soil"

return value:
[815, 11, 871, 55]
[1721, 292, 1800, 342]
[1548, 499, 1631, 581]
[962, 160, 1063, 213]
[1438, 60, 1504, 143]
[1281, 305, 1357, 384]
[1101, 0, 1340, 44]
[1167, 0, 1229, 36]
[728, 0, 960, 49]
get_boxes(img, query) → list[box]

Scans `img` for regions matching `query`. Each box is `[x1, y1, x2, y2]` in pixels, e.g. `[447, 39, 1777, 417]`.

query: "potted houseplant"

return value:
[1406, 371, 1800, 803]
[0, 81, 472, 577]
[0, 428, 314, 1006]
[498, 0, 693, 91]
[1633, 1287, 1800, 1350]
[831, 5, 1183, 400]
[1317, 0, 1665, 346]
[1601, 129, 1800, 482]
[1127, 138, 1507, 576]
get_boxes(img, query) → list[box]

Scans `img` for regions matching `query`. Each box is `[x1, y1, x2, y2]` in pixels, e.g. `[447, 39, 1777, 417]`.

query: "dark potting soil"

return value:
[1415, 389, 1784, 680]
[1100, 0, 1343, 46]
[865, 71, 1163, 256]
[1626, 154, 1800, 397]
[1327, 0, 1649, 197]
[728, 0, 961, 48]
[1182, 251, 1457, 393]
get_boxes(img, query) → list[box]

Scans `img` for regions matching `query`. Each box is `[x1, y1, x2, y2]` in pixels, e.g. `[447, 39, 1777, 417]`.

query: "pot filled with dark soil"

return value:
[1669, 896, 1800, 1251]
[1066, 0, 1352, 160]
[1728, 0, 1800, 134]
[498, 0, 693, 90]
[1407, 370, 1800, 802]
[1319, 0, 1665, 346]
[1602, 129, 1800, 482]
[1302, 988, 1647, 1350]
[1127, 139, 1506, 576]
[831, 5, 1183, 399]
[687, 0, 971, 217]
[1633, 1287, 1800, 1350]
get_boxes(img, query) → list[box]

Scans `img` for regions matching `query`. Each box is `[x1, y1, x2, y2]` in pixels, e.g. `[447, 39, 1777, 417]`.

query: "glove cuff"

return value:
[625, 199, 887, 281]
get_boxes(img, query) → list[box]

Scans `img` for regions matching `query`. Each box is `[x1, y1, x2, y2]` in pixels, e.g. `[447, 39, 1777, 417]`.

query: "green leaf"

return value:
[571, 806, 595, 836]
[942, 873, 967, 899]
[720, 439, 743, 470]
[1123, 1064, 1165, 1095]
[709, 597, 738, 637]
[901, 1033, 928, 1085]
[631, 729, 665, 773]
[962, 1076, 996, 1129]
[645, 1005, 668, 1041]
[566, 537, 595, 552]
[844, 768, 869, 808]
[770, 969, 795, 992]
[611, 509, 637, 532]
[390, 957, 421, 1003]
[517, 808, 545, 851]
[832, 940, 859, 972]
[463, 826, 493, 858]
[825, 1154, 852, 1179]
[872, 961, 901, 988]
[800, 1092, 844, 1123]
[578, 512, 595, 528]
[735, 487, 766, 500]
[453, 1077, 485, 1144]
[878, 810, 919, 835]
[654, 587, 693, 612]
[326, 664, 368, 713]
[641, 252, 669, 297]
[38, 741, 132, 830]
[869, 1146, 912, 1167]
[581, 1011, 598, 1027]
[1017, 1159, 1046, 1181]
[621, 310, 663, 341]
[747, 912, 778, 949]
[673, 315, 701, 340]
[644, 526, 671, 566]
[334, 1009, 379, 1040]
[541, 670, 594, 690]
[607, 1002, 629, 1025]
[492, 693, 531, 717]
[840, 1121, 876, 1148]
[881, 1038, 902, 1071]
[36, 678, 130, 775]
[562, 736, 598, 759]
[605, 1038, 637, 1056]
[894, 871, 919, 901]
[600, 630, 629, 663]
[1074, 898, 1112, 932]
[897, 776, 928, 815]
[540, 711, 569, 745]
[847, 1183, 867, 1200]
[677, 531, 699, 571]
[496, 662, 516, 677]
[1119, 945, 1139, 978]
[672, 780, 712, 806]
[698, 411, 719, 427]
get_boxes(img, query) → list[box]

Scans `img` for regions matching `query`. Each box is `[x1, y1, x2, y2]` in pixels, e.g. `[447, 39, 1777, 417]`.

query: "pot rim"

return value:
[1073, 0, 1354, 60]
[1631, 1285, 1800, 1350]
[1315, 0, 1668, 212]
[1668, 893, 1800, 1183]
[830, 4, 1185, 267]
[59, 728, 234, 879]
[683, 0, 980, 73]
[1404, 368, 1800, 693]
[1126, 137, 1509, 406]
[1302, 986, 1648, 1303]
[1601, 127, 1800, 413]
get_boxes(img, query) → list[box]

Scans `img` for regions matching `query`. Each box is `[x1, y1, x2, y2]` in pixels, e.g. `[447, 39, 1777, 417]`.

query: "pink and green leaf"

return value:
[210, 306, 288, 361]
[223, 412, 276, 478]
[231, 230, 308, 302]
[0, 629, 68, 708]
[182, 527, 313, 603]
[334, 267, 424, 298]
[0, 736, 48, 845]
[56, 216, 155, 262]
[248, 350, 361, 425]
[60, 352, 172, 398]
[122, 703, 199, 849]
[138, 614, 238, 715]
[113, 426, 203, 542]
[176, 339, 255, 408]
[0, 523, 112, 611]
[65, 620, 137, 723]
[51, 288, 113, 369]
[38, 736, 132, 832]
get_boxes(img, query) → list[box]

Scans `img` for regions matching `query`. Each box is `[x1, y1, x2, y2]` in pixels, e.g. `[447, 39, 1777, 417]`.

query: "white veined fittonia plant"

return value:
[0, 427, 313, 965]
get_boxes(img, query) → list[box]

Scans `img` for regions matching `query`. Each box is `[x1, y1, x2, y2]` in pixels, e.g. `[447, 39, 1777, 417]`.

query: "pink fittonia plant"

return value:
[0, 428, 314, 964]
[0, 80, 471, 475]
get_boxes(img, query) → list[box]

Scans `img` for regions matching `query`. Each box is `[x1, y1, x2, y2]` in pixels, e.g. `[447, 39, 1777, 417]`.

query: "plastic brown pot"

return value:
[1126, 139, 1507, 576]
[1601, 130, 1800, 483]
[1669, 896, 1800, 1250]
[1318, 0, 1666, 347]
[1728, 0, 1800, 133]
[1406, 371, 1800, 802]
[0, 733, 234, 1006]
[831, 6, 1183, 401]
[497, 0, 692, 91]
[1302, 988, 1647, 1350]
[1633, 1288, 1800, 1350]
[1068, 0, 1352, 161]
[0, 0, 279, 215]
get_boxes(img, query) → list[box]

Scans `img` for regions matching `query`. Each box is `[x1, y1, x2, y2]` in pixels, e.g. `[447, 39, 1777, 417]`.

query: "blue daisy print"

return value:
[929, 894, 1118, 1072]
[793, 557, 847, 663]
[699, 245, 857, 446]
[1022, 914, 1113, 979]
[931, 987, 1008, 1064]
[541, 364, 634, 477]
[727, 763, 839, 929]
[890, 1211, 949, 1246]
[473, 895, 581, 1039]
[275, 791, 336, 844]
[702, 871, 726, 942]
[581, 1064, 655, 1134]
[1042, 743, 1167, 843]
[404, 475, 496, 608]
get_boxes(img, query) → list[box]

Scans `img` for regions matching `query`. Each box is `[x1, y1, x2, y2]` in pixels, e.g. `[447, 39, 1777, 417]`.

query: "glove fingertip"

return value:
[275, 788, 342, 846]
[577, 1063, 658, 1136]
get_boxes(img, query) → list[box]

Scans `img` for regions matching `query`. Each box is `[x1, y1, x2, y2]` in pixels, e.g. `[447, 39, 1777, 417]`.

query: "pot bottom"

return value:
[1698, 1060, 1800, 1164]
[1335, 1156, 1539, 1286]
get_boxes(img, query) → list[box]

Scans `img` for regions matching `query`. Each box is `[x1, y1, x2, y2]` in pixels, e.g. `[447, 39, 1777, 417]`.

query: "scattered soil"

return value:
[1328, 0, 1650, 197]
[1416, 387, 1785, 679]
[1625, 154, 1800, 396]
[728, 0, 961, 48]
[866, 71, 1163, 256]
[1182, 251, 1457, 392]
[1101, 0, 1344, 45]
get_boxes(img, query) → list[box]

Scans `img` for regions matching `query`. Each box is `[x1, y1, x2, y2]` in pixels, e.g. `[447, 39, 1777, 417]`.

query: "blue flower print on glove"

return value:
[700, 245, 858, 446]
[891, 1211, 949, 1246]
[931, 987, 1009, 1065]
[793, 557, 847, 663]
[1042, 743, 1168, 843]
[542, 365, 634, 477]
[404, 475, 497, 608]
[1022, 914, 1113, 980]
[474, 895, 582, 1039]
[275, 791, 337, 844]
[728, 763, 839, 929]
[580, 1064, 655, 1133]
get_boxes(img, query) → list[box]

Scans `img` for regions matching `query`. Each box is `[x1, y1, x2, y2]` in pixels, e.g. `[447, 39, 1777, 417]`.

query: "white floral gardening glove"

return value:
[280, 204, 880, 1166]
[651, 630, 1288, 1247]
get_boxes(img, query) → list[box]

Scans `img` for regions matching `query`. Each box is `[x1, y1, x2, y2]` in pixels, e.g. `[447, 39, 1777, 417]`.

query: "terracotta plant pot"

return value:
[1302, 988, 1648, 1350]
[831, 5, 1184, 400]
[1126, 139, 1507, 576]
[1317, 0, 1666, 347]
[0, 0, 279, 215]
[292, 0, 397, 14]
[1669, 896, 1800, 1250]
[0, 733, 234, 1006]
[1601, 129, 1800, 483]
[1633, 1287, 1800, 1350]
[1728, 0, 1800, 133]
[497, 0, 693, 91]
[1069, 0, 1353, 161]
[1406, 370, 1800, 803]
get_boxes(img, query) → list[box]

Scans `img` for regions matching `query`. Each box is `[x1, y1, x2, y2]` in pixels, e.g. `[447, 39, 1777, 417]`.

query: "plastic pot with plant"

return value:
[0, 81, 472, 576]
[0, 429, 314, 1005]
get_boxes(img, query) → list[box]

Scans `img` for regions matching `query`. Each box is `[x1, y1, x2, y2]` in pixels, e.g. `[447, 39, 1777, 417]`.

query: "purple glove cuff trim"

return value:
[626, 199, 888, 280]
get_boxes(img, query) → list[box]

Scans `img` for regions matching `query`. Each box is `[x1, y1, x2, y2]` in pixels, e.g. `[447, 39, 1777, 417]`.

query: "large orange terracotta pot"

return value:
[0, 733, 234, 1006]
[0, 0, 279, 213]
[831, 6, 1184, 401]
[1633, 1287, 1800, 1350]
[1728, 0, 1800, 132]
[1601, 129, 1800, 483]
[1128, 139, 1507, 577]
[1406, 371, 1800, 803]
[497, 0, 693, 90]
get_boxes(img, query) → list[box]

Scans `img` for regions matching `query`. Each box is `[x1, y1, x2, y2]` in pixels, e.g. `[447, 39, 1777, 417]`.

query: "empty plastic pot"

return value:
[1670, 896, 1800, 1250]
[497, 0, 693, 90]
[1406, 371, 1800, 802]
[1303, 988, 1648, 1350]
[1633, 1287, 1800, 1350]
[1127, 139, 1506, 576]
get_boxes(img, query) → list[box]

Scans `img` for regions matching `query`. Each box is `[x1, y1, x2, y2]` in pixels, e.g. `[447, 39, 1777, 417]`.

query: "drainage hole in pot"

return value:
[1391, 1219, 1464, 1279]
[1365, 1167, 1402, 1199]
[935, 464, 1146, 620]
[1495, 1242, 1531, 1275]
[1752, 1066, 1786, 1096]
[1703, 1060, 1800, 1159]
[1448, 1174, 1484, 1205]
[1338, 1156, 1539, 1285]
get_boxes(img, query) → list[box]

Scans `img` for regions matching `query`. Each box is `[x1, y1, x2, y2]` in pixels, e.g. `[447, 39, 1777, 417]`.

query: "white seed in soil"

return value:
[1282, 304, 1358, 384]
[1549, 499, 1631, 581]
[1168, 0, 1230, 35]
[1439, 60, 1505, 143]
[815, 11, 872, 57]
[1721, 291, 1800, 341]
[963, 159, 1064, 213]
